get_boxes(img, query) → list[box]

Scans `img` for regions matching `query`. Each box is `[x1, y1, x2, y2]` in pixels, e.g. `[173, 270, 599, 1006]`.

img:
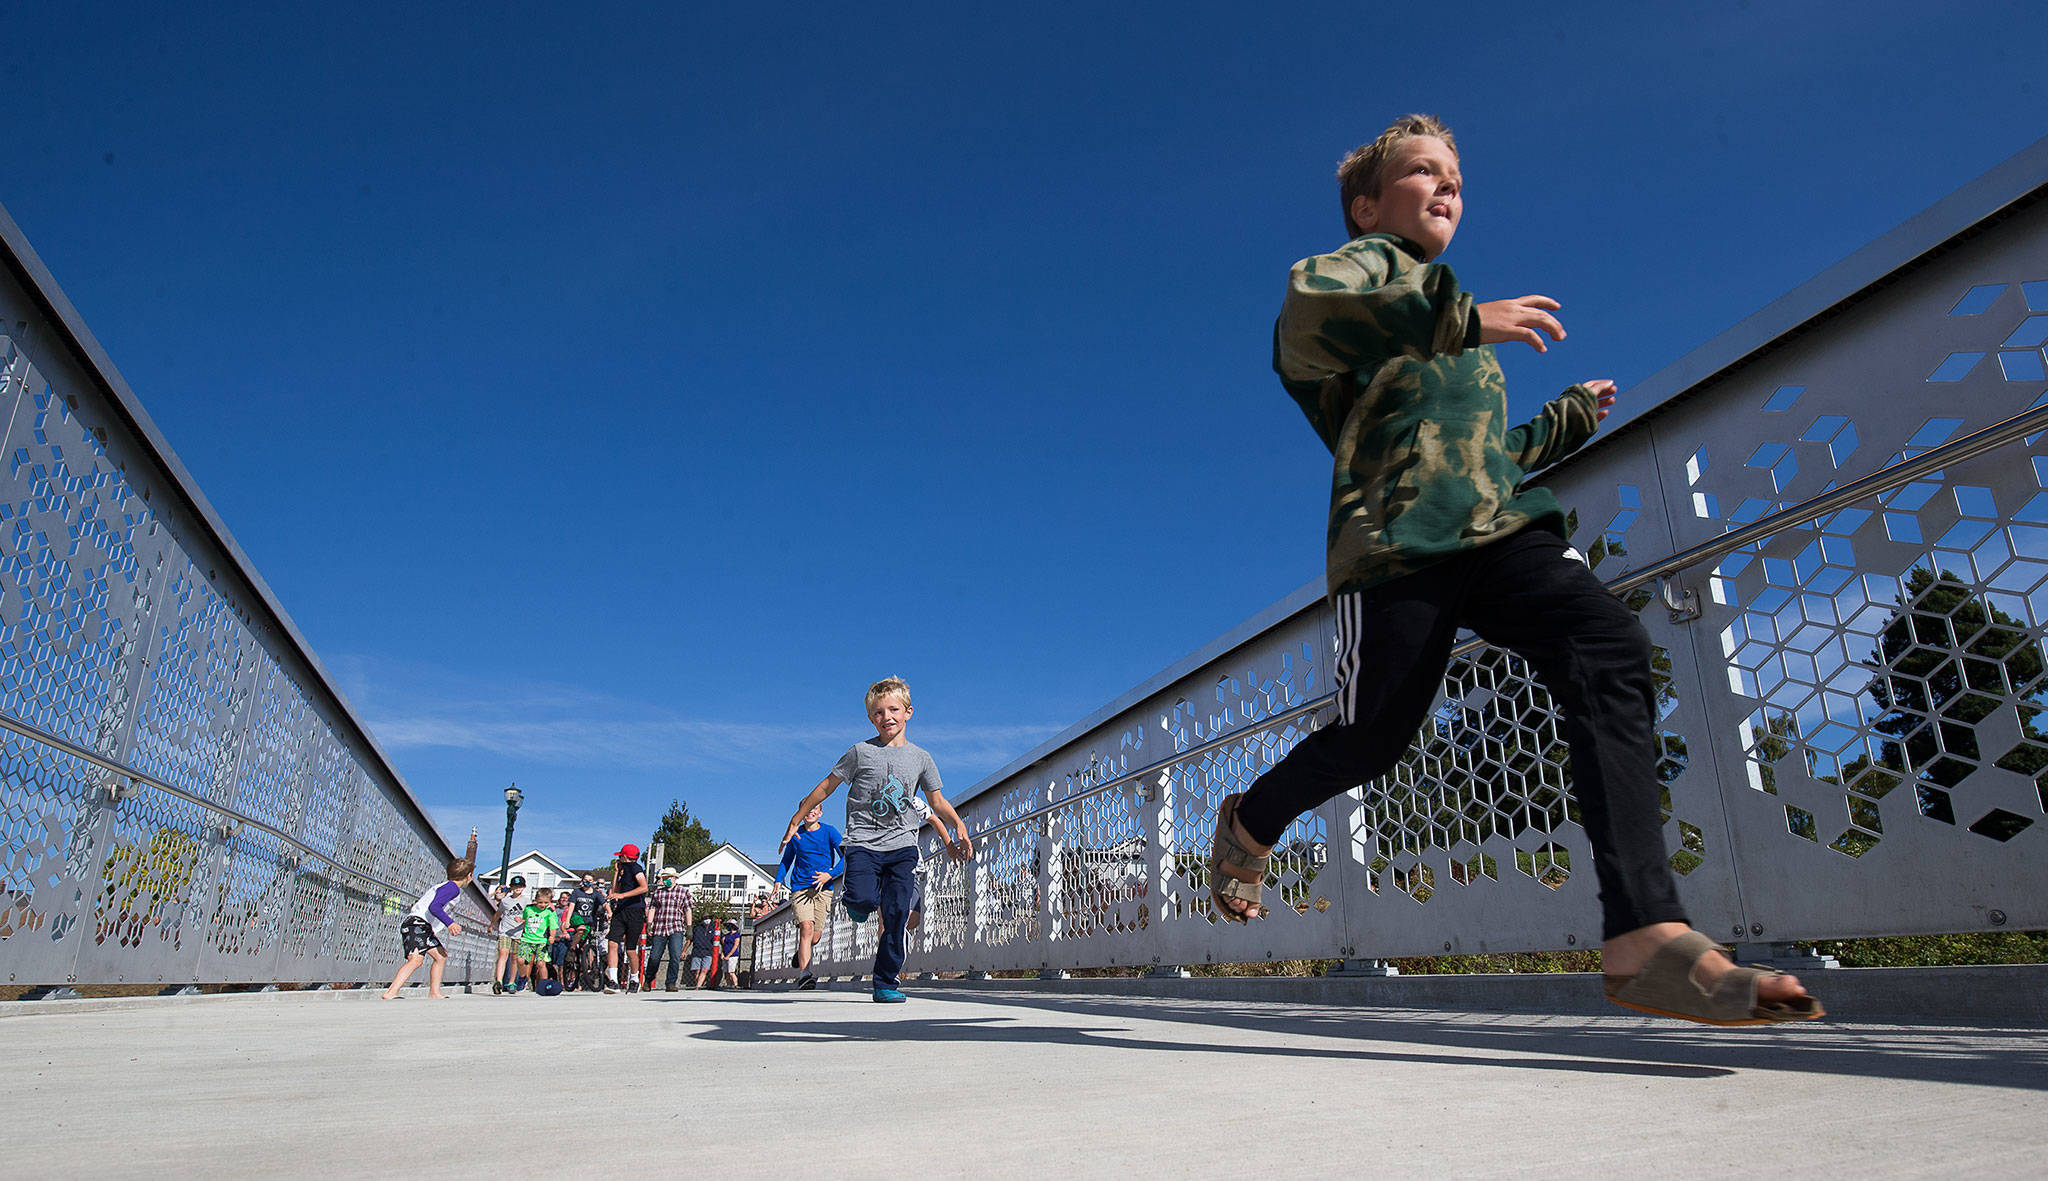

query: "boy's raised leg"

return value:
[841, 846, 880, 924]
[1222, 573, 1468, 918]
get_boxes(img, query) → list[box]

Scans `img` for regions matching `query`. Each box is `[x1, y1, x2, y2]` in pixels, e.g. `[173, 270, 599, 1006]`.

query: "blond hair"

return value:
[448, 857, 475, 881]
[1336, 114, 1458, 238]
[865, 676, 912, 713]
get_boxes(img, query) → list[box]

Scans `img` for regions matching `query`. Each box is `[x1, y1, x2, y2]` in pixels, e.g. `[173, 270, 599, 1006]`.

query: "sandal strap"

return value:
[1210, 795, 1271, 879]
[1207, 793, 1267, 922]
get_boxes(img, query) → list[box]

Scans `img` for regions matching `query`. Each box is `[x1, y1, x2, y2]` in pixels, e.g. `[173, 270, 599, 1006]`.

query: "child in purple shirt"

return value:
[382, 858, 475, 999]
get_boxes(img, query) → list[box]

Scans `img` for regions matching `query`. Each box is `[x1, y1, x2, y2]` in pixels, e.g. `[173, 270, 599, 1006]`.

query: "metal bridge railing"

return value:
[0, 203, 493, 990]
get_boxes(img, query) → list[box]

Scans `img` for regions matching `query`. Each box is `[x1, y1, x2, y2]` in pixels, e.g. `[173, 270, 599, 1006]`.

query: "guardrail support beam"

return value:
[1328, 958, 1400, 977]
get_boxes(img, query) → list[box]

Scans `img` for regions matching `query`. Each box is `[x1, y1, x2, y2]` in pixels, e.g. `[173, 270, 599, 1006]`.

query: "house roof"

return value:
[665, 843, 771, 880]
[482, 849, 578, 880]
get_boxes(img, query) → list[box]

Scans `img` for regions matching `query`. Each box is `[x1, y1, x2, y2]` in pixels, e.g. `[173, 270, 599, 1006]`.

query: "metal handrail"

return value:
[928, 400, 2048, 845]
[964, 694, 1334, 838]
[0, 710, 424, 902]
[751, 695, 1335, 927]
[1607, 400, 2048, 595]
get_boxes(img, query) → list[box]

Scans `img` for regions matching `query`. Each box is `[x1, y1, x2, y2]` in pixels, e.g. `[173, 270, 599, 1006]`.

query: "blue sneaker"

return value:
[845, 905, 872, 923]
[872, 988, 907, 1003]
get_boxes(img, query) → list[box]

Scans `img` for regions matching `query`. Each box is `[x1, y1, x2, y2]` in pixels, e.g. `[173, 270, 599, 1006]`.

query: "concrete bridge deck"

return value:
[5, 983, 2043, 1178]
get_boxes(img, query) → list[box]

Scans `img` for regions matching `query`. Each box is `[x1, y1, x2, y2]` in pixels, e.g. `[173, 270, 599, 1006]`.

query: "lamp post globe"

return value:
[498, 785, 523, 890]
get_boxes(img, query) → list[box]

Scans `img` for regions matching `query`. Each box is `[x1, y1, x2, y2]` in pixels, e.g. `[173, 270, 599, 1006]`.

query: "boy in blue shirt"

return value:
[776, 803, 844, 991]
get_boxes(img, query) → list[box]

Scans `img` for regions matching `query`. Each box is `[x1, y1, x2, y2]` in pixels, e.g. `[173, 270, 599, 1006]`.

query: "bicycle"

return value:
[565, 925, 605, 993]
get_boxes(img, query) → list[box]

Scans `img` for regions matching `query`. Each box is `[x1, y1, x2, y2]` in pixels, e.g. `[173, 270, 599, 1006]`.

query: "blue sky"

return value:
[9, 3, 2047, 868]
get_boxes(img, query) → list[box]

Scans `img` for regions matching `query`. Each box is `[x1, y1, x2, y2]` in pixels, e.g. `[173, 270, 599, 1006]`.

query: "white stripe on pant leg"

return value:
[1347, 593, 1363, 724]
[1336, 593, 1362, 726]
[1336, 593, 1354, 727]
[1332, 594, 1350, 727]
[1335, 594, 1349, 725]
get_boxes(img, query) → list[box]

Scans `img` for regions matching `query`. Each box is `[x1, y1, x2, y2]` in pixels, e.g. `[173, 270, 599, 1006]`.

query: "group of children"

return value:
[390, 114, 1826, 1027]
[384, 857, 751, 999]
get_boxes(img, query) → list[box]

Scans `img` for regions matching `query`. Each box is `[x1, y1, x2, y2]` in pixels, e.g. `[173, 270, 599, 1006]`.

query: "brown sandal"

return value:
[1605, 930, 1826, 1026]
[1207, 793, 1269, 923]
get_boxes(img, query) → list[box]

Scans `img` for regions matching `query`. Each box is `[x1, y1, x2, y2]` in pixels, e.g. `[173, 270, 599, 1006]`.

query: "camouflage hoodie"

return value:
[1274, 232, 1600, 596]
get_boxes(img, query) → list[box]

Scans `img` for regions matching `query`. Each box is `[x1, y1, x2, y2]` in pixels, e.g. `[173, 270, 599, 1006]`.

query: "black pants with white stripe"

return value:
[1235, 528, 1689, 940]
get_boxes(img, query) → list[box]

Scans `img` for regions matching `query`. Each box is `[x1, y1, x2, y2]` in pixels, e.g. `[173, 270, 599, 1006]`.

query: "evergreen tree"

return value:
[650, 798, 717, 871]
[1851, 564, 2048, 824]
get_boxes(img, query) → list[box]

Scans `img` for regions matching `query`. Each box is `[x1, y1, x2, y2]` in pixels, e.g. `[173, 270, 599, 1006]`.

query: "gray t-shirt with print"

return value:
[495, 890, 528, 935]
[834, 737, 944, 852]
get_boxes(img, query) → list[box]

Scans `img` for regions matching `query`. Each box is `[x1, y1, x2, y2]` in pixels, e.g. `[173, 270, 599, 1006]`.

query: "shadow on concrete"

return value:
[922, 991, 2048, 1092]
[674, 1014, 1732, 1079]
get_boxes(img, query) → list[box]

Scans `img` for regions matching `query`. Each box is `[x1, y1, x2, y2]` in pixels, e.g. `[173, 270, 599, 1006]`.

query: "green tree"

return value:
[691, 892, 738, 925]
[1845, 565, 2048, 823]
[650, 798, 717, 871]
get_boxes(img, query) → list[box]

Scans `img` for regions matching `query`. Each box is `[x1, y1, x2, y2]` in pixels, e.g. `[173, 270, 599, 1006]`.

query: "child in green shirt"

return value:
[514, 887, 559, 992]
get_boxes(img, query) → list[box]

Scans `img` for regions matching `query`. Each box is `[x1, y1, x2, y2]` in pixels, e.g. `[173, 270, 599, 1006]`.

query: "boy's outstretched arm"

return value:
[924, 791, 974, 859]
[911, 793, 951, 850]
[1504, 379, 1617, 472]
[774, 839, 800, 892]
[785, 773, 842, 845]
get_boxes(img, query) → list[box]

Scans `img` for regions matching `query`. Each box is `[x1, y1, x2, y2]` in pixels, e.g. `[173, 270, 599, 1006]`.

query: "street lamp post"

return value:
[499, 785, 523, 890]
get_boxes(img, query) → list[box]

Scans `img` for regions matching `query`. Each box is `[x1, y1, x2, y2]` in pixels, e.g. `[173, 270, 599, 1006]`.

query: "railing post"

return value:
[963, 836, 984, 978]
[1037, 811, 1060, 975]
[1141, 766, 1181, 976]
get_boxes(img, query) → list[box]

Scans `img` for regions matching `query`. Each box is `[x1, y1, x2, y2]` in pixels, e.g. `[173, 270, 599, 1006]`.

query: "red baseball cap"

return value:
[616, 843, 640, 859]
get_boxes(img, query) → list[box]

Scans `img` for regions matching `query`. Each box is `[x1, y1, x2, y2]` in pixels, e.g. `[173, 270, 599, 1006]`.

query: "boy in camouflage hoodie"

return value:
[1209, 115, 1820, 1026]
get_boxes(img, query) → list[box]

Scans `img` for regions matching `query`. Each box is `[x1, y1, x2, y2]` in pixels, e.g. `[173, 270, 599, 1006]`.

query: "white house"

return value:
[663, 844, 774, 911]
[480, 849, 580, 892]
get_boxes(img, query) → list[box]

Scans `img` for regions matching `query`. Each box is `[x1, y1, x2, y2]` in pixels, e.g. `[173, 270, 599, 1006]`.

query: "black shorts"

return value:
[400, 916, 444, 958]
[608, 907, 646, 944]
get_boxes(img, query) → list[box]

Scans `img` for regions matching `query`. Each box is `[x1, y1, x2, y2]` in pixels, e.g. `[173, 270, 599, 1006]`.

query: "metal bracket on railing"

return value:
[209, 818, 242, 842]
[1660, 574, 1701, 623]
[97, 776, 139, 805]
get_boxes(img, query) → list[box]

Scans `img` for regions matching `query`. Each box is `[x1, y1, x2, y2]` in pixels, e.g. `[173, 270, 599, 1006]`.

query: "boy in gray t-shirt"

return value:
[785, 677, 971, 1002]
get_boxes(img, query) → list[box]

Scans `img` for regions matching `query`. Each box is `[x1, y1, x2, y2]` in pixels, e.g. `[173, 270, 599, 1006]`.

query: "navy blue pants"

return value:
[842, 845, 918, 990]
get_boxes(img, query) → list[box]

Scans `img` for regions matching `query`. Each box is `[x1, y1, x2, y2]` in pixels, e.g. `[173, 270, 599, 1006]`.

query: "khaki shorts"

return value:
[791, 885, 834, 927]
[497, 934, 520, 953]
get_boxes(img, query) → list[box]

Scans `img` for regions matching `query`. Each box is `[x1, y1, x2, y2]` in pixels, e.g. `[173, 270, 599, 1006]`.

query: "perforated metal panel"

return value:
[0, 207, 492, 988]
